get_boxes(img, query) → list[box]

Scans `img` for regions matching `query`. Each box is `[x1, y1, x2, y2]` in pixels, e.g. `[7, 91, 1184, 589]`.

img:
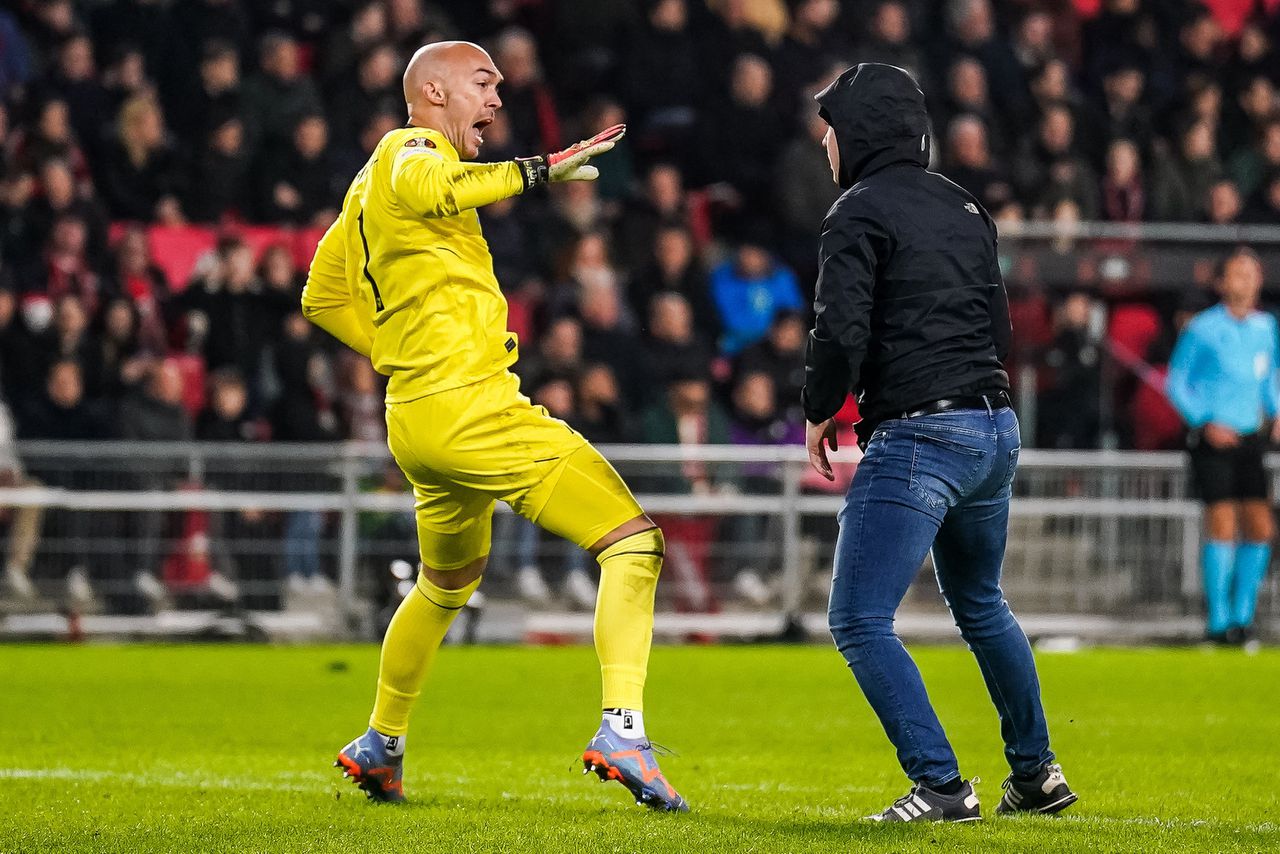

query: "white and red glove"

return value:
[516, 124, 626, 189]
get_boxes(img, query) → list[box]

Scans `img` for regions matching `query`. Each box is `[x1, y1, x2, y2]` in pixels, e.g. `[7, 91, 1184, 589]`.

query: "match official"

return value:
[802, 63, 1077, 822]
[1167, 247, 1278, 646]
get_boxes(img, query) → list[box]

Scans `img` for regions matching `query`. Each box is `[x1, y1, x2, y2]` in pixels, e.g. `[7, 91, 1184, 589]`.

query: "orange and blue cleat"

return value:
[581, 728, 689, 812]
[334, 728, 405, 803]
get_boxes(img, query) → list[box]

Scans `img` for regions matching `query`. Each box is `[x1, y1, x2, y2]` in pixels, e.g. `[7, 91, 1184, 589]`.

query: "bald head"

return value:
[402, 41, 503, 160]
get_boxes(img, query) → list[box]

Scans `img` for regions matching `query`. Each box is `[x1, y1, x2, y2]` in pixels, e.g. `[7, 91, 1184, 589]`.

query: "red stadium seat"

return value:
[293, 226, 328, 271]
[1133, 365, 1185, 451]
[1108, 303, 1161, 362]
[169, 353, 207, 419]
[144, 225, 218, 292]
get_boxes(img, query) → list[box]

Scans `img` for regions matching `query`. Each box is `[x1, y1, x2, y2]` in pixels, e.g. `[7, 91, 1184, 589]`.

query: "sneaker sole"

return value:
[581, 749, 689, 812]
[334, 752, 405, 803]
[997, 791, 1078, 815]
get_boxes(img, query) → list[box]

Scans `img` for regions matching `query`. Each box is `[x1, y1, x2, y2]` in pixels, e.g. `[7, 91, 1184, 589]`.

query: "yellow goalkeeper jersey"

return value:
[302, 126, 526, 403]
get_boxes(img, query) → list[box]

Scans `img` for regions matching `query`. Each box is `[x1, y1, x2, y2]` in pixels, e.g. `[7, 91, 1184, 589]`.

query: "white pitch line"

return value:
[2, 768, 1276, 836]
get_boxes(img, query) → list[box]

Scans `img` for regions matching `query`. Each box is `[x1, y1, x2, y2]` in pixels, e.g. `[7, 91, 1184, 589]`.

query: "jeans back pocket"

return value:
[908, 432, 987, 510]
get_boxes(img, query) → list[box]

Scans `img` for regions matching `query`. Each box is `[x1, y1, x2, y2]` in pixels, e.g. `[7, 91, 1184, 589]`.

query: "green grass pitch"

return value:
[2, 643, 1277, 853]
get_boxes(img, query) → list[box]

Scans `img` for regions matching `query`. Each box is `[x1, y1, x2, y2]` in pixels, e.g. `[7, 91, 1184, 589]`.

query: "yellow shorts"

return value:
[385, 370, 644, 570]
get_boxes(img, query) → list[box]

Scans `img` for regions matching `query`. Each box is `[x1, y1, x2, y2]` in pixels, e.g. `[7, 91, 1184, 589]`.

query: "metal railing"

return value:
[2, 441, 1270, 642]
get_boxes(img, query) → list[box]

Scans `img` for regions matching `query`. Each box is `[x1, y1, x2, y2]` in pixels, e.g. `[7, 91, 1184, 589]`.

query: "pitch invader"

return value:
[303, 41, 686, 811]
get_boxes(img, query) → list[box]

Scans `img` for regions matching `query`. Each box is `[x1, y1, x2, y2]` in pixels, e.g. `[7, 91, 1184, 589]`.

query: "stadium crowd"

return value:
[0, 0, 1278, 461]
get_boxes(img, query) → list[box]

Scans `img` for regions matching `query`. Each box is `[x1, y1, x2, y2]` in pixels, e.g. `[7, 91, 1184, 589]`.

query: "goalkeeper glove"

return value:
[515, 124, 626, 189]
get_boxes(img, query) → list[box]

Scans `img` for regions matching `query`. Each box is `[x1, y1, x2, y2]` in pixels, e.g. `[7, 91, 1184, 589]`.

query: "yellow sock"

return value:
[594, 528, 663, 711]
[369, 572, 481, 736]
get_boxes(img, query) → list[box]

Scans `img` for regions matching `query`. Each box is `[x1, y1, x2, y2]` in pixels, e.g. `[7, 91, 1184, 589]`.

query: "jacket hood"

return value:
[815, 63, 930, 188]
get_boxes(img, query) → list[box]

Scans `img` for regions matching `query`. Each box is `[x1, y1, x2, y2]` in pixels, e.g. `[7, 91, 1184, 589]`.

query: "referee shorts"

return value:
[384, 370, 644, 570]
[1188, 430, 1270, 504]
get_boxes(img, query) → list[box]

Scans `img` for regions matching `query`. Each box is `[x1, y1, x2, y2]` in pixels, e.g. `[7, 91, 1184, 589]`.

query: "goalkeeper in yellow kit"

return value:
[304, 41, 687, 811]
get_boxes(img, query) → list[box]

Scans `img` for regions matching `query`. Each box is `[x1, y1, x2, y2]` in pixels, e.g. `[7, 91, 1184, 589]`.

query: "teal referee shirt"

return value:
[1167, 304, 1280, 434]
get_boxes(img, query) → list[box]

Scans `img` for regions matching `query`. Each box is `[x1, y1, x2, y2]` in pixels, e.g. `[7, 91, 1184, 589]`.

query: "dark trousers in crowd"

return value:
[827, 405, 1054, 787]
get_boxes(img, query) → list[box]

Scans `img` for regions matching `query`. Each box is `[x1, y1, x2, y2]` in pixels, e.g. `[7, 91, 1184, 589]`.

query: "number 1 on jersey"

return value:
[357, 210, 385, 312]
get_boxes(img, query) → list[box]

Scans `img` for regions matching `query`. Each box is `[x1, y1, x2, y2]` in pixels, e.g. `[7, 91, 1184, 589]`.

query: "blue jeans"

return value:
[827, 406, 1053, 786]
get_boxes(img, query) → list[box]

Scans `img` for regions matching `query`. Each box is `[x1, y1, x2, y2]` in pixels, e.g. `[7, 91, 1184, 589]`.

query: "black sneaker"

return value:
[867, 780, 981, 823]
[996, 763, 1078, 815]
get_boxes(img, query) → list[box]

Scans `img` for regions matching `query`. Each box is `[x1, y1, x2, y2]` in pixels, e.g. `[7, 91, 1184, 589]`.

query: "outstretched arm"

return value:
[391, 125, 628, 218]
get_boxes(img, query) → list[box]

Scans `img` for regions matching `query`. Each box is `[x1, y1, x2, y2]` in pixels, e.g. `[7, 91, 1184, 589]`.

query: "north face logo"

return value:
[964, 202, 980, 214]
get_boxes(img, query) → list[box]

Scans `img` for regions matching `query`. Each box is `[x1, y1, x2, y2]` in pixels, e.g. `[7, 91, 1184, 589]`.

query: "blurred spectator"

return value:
[624, 0, 701, 150]
[941, 0, 1025, 120]
[32, 294, 95, 395]
[518, 314, 581, 391]
[18, 359, 109, 440]
[481, 195, 539, 294]
[105, 228, 169, 353]
[776, 109, 844, 276]
[272, 310, 338, 594]
[339, 356, 385, 443]
[1038, 291, 1102, 449]
[318, 2, 389, 94]
[492, 28, 561, 154]
[773, 0, 850, 121]
[629, 224, 718, 343]
[254, 114, 344, 225]
[575, 363, 631, 444]
[944, 115, 1013, 212]
[1012, 103, 1099, 218]
[579, 275, 652, 412]
[1205, 178, 1242, 225]
[1100, 138, 1145, 223]
[0, 391, 43, 602]
[43, 33, 108, 153]
[1151, 119, 1224, 221]
[120, 358, 190, 441]
[1098, 60, 1154, 156]
[1243, 170, 1280, 225]
[19, 157, 109, 266]
[640, 372, 730, 611]
[1227, 118, 1280, 201]
[26, 214, 103, 316]
[242, 32, 323, 155]
[854, 1, 927, 85]
[644, 291, 714, 390]
[327, 42, 402, 151]
[172, 40, 244, 143]
[89, 296, 151, 402]
[722, 368, 803, 604]
[100, 94, 185, 223]
[937, 56, 1007, 156]
[1222, 74, 1275, 160]
[735, 309, 807, 424]
[614, 162, 689, 273]
[710, 237, 803, 355]
[0, 9, 33, 98]
[699, 54, 784, 214]
[100, 44, 153, 119]
[10, 98, 92, 190]
[187, 117, 251, 223]
[197, 367, 256, 442]
[180, 238, 268, 396]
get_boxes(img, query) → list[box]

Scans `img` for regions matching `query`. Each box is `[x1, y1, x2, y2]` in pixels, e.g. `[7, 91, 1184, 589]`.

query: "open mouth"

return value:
[471, 117, 493, 146]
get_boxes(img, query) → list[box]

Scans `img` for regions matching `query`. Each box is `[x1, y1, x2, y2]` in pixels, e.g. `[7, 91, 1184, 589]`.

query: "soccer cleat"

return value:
[868, 780, 982, 823]
[996, 763, 1078, 815]
[581, 728, 689, 812]
[334, 728, 405, 803]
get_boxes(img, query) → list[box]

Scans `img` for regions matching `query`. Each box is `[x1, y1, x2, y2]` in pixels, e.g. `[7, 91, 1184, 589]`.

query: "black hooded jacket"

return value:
[801, 63, 1011, 444]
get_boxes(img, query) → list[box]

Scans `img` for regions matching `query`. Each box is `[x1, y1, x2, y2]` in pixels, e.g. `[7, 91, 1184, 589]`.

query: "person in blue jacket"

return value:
[710, 237, 804, 355]
[1167, 246, 1280, 645]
